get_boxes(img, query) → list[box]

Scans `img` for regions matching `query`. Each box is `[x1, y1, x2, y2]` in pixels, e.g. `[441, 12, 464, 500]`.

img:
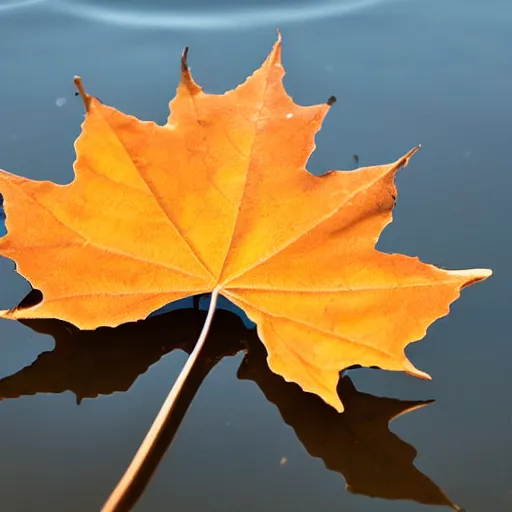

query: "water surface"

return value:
[0, 0, 510, 510]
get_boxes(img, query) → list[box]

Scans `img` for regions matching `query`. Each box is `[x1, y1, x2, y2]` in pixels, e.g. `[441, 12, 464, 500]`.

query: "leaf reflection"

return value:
[0, 306, 243, 404]
[239, 335, 462, 511]
[0, 296, 461, 510]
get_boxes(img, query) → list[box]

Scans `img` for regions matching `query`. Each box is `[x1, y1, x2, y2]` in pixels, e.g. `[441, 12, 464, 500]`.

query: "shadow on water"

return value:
[0, 290, 462, 511]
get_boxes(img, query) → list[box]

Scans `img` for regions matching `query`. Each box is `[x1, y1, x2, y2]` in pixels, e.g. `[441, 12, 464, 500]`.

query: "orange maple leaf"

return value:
[0, 36, 491, 411]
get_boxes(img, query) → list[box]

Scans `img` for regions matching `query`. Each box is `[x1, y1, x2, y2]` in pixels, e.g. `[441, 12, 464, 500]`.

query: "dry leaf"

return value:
[0, 35, 491, 410]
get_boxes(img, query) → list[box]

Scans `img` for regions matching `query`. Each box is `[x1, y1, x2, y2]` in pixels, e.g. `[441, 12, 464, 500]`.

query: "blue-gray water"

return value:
[0, 0, 510, 510]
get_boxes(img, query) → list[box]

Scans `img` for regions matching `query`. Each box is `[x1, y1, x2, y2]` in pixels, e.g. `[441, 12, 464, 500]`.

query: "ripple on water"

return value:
[0, 0, 48, 11]
[46, 0, 416, 30]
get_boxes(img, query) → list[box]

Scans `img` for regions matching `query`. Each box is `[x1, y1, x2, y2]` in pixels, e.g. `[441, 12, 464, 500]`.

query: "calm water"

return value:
[0, 0, 511, 510]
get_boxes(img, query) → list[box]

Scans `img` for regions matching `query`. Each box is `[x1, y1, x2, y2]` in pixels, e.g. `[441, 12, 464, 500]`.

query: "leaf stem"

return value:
[101, 286, 222, 512]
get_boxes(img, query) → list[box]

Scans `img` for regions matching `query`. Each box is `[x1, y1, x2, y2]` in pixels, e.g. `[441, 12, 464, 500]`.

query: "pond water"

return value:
[0, 0, 511, 510]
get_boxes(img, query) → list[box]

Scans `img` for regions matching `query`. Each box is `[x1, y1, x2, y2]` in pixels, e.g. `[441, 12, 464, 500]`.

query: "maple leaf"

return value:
[0, 35, 491, 411]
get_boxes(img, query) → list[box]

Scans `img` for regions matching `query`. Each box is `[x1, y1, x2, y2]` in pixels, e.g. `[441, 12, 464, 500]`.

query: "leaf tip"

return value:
[331, 396, 345, 413]
[180, 46, 190, 73]
[179, 46, 202, 96]
[403, 359, 432, 381]
[450, 268, 493, 289]
[326, 95, 337, 106]
[326, 376, 346, 412]
[399, 145, 421, 169]
[0, 308, 15, 322]
[265, 29, 283, 67]
[73, 76, 91, 112]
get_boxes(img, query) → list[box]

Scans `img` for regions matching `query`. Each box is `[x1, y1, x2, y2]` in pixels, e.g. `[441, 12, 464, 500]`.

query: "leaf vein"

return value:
[97, 111, 214, 279]
[226, 291, 399, 361]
